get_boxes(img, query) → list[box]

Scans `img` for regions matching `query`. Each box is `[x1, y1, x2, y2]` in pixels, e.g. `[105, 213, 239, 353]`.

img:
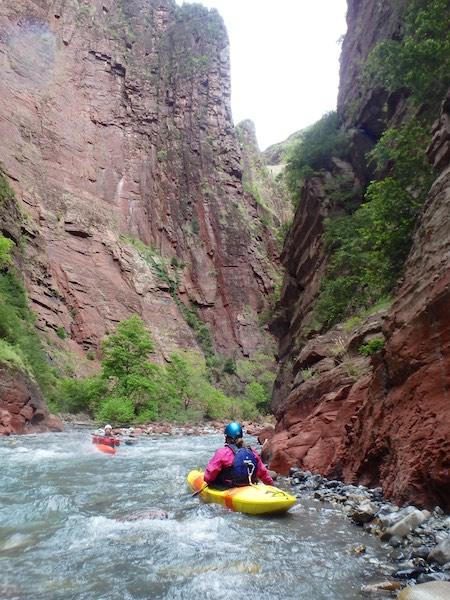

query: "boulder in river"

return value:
[428, 538, 450, 566]
[397, 581, 450, 599]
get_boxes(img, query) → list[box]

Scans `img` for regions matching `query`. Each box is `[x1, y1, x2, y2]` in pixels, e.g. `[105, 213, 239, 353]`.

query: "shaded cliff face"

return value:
[267, 0, 450, 509]
[0, 0, 277, 366]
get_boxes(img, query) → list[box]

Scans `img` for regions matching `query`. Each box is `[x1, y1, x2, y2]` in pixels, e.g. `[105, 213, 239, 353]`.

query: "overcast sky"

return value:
[176, 0, 348, 150]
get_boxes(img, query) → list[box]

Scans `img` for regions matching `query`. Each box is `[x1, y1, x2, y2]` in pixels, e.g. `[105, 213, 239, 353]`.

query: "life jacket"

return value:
[92, 435, 119, 447]
[215, 444, 258, 488]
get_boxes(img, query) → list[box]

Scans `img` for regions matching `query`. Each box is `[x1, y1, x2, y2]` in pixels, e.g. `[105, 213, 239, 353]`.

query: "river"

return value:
[0, 430, 396, 599]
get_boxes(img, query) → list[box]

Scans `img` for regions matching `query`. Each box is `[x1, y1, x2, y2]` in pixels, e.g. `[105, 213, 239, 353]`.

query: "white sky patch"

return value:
[176, 0, 348, 150]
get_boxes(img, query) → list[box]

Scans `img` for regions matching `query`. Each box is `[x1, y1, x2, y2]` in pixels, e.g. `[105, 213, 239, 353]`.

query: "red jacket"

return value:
[204, 445, 274, 485]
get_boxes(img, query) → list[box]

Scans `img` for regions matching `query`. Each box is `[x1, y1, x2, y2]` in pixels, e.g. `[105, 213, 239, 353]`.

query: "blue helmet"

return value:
[224, 422, 243, 439]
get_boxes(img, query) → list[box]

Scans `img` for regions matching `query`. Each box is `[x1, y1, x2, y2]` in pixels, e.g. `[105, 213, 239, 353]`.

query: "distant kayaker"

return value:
[92, 424, 120, 448]
[204, 422, 273, 488]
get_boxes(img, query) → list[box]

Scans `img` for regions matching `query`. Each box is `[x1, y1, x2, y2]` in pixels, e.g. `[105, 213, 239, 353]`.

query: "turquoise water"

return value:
[0, 430, 394, 599]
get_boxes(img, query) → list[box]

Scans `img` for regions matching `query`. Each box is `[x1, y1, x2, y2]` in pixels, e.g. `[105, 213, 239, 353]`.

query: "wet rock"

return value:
[389, 536, 403, 548]
[349, 501, 379, 524]
[397, 581, 450, 599]
[417, 572, 450, 584]
[394, 567, 427, 580]
[428, 538, 450, 566]
[323, 479, 343, 489]
[381, 509, 431, 540]
[412, 546, 432, 560]
[361, 581, 401, 594]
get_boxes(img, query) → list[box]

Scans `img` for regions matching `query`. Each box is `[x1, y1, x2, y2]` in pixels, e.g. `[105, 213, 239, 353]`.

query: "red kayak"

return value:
[92, 436, 120, 455]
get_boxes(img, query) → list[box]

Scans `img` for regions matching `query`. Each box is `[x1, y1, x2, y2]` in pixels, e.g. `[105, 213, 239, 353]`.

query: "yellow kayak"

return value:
[187, 470, 297, 516]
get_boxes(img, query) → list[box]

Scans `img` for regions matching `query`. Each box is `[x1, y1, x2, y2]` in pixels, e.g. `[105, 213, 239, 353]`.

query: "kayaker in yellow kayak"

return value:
[204, 422, 274, 488]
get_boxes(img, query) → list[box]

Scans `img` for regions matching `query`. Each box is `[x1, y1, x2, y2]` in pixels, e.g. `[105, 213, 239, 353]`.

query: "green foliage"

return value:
[101, 315, 154, 381]
[364, 0, 450, 107]
[223, 358, 236, 375]
[0, 339, 27, 371]
[59, 317, 270, 423]
[56, 326, 67, 340]
[95, 396, 135, 423]
[0, 172, 14, 204]
[244, 381, 270, 413]
[323, 174, 360, 213]
[315, 118, 434, 327]
[359, 338, 385, 356]
[0, 235, 14, 269]
[300, 367, 315, 381]
[286, 112, 349, 196]
[58, 376, 107, 414]
[0, 270, 58, 399]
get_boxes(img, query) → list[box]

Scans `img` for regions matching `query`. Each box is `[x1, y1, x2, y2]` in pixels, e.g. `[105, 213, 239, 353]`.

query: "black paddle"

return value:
[191, 483, 208, 497]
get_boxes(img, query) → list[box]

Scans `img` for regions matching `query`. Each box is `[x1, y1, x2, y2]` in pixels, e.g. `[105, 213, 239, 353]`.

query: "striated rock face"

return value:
[0, 0, 277, 364]
[268, 0, 450, 510]
[271, 160, 360, 410]
[0, 364, 63, 435]
[338, 0, 408, 132]
[334, 92, 450, 510]
[237, 119, 292, 230]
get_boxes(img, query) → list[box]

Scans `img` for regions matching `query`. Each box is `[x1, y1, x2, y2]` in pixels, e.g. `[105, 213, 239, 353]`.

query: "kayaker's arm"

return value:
[254, 451, 274, 485]
[204, 448, 233, 484]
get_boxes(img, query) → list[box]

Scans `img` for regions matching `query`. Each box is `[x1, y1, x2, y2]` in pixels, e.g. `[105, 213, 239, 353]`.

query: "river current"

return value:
[0, 430, 395, 599]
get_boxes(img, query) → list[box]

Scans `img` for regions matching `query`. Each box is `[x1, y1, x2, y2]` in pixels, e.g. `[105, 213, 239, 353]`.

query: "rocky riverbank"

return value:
[61, 415, 275, 440]
[289, 468, 450, 596]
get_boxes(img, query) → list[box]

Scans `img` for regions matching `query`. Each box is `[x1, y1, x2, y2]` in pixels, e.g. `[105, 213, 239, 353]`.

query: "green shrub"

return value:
[286, 112, 349, 186]
[364, 0, 450, 108]
[300, 367, 315, 381]
[95, 396, 135, 423]
[223, 358, 236, 375]
[0, 339, 27, 371]
[58, 376, 107, 413]
[359, 338, 385, 356]
[315, 118, 434, 327]
[0, 235, 14, 268]
[0, 270, 58, 400]
[56, 326, 67, 340]
[101, 315, 154, 381]
[0, 172, 14, 203]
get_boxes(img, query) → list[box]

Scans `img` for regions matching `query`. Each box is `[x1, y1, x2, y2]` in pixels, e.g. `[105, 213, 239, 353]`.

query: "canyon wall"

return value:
[0, 0, 277, 363]
[267, 0, 450, 510]
[0, 0, 283, 432]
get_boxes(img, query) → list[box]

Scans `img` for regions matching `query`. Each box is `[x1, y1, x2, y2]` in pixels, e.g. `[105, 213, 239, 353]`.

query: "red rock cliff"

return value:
[0, 0, 277, 364]
[267, 0, 450, 510]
